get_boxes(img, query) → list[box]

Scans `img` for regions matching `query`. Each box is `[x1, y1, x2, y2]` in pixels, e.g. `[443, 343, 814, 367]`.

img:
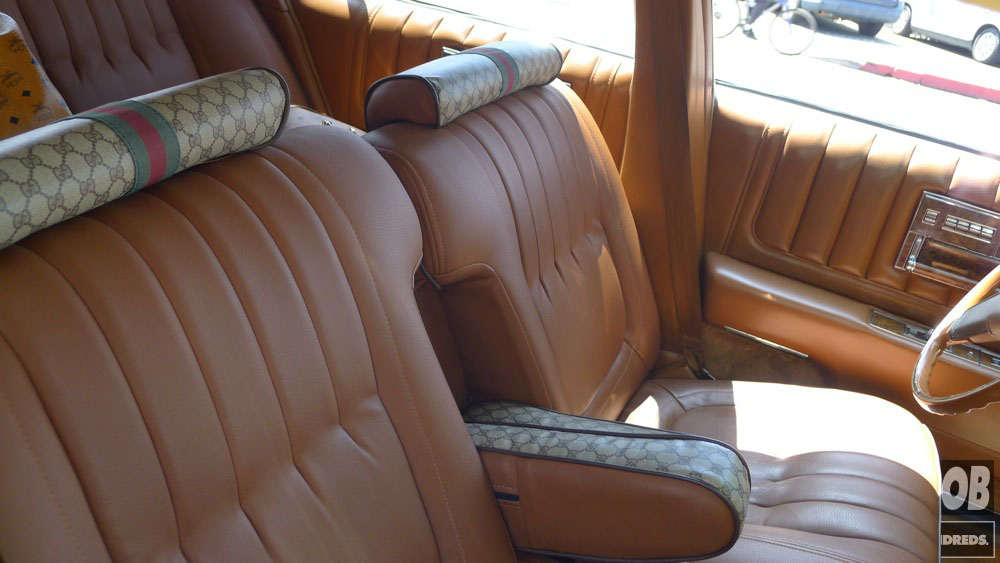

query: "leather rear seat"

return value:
[0, 0, 308, 112]
[364, 41, 942, 561]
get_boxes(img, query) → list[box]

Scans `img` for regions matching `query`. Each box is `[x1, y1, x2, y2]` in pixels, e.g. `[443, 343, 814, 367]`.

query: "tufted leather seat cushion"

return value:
[365, 43, 942, 561]
[624, 379, 940, 562]
[0, 0, 310, 112]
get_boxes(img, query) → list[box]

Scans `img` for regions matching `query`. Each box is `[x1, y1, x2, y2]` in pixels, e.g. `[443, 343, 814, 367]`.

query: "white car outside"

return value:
[893, 0, 1000, 64]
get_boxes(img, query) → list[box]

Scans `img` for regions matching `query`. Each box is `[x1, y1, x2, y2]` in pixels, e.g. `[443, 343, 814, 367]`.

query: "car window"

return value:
[410, 0, 1000, 158]
[407, 0, 635, 57]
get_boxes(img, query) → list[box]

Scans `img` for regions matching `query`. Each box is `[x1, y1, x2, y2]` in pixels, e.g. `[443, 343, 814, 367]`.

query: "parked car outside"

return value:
[799, 0, 905, 36]
[893, 0, 1000, 64]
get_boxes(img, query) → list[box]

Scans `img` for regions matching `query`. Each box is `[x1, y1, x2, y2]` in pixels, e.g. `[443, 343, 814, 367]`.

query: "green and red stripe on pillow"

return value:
[0, 68, 290, 251]
[77, 100, 182, 192]
[466, 47, 521, 96]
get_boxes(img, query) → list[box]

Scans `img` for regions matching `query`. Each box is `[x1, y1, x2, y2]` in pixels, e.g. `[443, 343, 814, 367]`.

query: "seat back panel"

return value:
[0, 126, 513, 561]
[0, 0, 308, 111]
[368, 81, 659, 417]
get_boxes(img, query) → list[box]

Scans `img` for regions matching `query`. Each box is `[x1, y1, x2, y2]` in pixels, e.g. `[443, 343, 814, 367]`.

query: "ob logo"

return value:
[940, 461, 996, 559]
[941, 460, 994, 513]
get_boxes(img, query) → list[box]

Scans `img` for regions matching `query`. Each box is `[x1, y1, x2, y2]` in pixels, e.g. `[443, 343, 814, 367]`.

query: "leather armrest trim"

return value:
[465, 402, 750, 560]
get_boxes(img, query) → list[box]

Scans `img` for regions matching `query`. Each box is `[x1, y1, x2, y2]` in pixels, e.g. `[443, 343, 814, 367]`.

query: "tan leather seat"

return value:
[0, 0, 309, 112]
[0, 73, 514, 561]
[364, 43, 941, 561]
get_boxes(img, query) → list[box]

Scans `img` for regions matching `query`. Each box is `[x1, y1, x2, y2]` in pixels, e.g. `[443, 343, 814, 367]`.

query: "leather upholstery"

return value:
[0, 122, 515, 561]
[366, 81, 660, 418]
[0, 0, 310, 112]
[284, 0, 632, 165]
[623, 379, 940, 562]
[467, 402, 749, 559]
[365, 53, 942, 561]
[476, 449, 740, 560]
[706, 86, 1000, 328]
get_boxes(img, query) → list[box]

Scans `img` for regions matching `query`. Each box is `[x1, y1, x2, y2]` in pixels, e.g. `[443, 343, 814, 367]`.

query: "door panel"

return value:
[706, 86, 1000, 327]
[705, 86, 1000, 473]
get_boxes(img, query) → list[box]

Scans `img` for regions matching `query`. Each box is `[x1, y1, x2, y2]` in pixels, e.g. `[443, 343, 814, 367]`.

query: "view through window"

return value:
[411, 0, 1000, 158]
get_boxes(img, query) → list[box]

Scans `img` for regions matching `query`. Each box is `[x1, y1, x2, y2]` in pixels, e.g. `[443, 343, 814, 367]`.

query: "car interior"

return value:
[2, 0, 1000, 561]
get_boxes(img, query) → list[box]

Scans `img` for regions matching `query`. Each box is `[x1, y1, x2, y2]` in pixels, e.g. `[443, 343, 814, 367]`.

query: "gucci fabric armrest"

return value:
[464, 402, 750, 561]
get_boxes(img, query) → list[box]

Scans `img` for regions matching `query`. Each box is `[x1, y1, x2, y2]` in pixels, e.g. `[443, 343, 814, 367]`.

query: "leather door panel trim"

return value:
[706, 87, 1000, 327]
[704, 251, 1000, 474]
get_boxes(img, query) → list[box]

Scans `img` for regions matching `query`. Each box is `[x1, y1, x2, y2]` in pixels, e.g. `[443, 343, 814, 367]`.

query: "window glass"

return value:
[410, 0, 1000, 157]
[409, 0, 635, 56]
[712, 0, 1000, 156]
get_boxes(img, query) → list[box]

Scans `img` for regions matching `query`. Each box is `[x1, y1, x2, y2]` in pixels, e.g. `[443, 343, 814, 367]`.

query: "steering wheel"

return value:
[914, 263, 1000, 415]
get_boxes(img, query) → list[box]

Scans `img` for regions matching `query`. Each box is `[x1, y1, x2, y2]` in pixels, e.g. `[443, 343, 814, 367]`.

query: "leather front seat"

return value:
[364, 43, 941, 561]
[0, 74, 514, 561]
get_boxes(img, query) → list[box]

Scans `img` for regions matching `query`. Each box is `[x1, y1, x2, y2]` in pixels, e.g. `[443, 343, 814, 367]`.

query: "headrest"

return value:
[0, 68, 289, 250]
[365, 40, 563, 130]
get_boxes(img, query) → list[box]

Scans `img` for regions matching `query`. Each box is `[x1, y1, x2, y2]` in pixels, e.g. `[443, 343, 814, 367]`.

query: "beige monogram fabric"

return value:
[141, 69, 288, 170]
[0, 68, 288, 250]
[365, 40, 563, 128]
[420, 55, 503, 127]
[464, 402, 750, 525]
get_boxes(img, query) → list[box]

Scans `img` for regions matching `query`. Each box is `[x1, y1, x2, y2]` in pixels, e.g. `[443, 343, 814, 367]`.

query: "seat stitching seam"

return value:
[219, 156, 352, 438]
[392, 10, 415, 73]
[17, 244, 187, 559]
[139, 190, 289, 559]
[738, 532, 860, 562]
[375, 148, 445, 272]
[827, 134, 876, 266]
[268, 146, 468, 562]
[597, 61, 621, 129]
[448, 119, 564, 403]
[173, 169, 350, 531]
[862, 143, 917, 280]
[533, 86, 649, 365]
[86, 201, 274, 556]
[459, 110, 551, 304]
[0, 330, 91, 562]
[753, 467, 937, 513]
[527, 87, 654, 403]
[425, 16, 444, 61]
[49, 0, 82, 82]
[501, 94, 579, 283]
[751, 495, 936, 535]
[492, 97, 566, 299]
[108, 0, 151, 73]
[80, 0, 117, 71]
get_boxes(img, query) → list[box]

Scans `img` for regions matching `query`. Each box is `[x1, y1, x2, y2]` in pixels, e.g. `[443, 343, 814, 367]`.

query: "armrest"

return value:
[464, 402, 749, 561]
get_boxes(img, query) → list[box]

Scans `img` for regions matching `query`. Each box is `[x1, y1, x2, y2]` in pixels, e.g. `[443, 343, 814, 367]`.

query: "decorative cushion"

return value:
[464, 401, 751, 526]
[0, 13, 70, 139]
[364, 40, 563, 129]
[0, 68, 289, 250]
